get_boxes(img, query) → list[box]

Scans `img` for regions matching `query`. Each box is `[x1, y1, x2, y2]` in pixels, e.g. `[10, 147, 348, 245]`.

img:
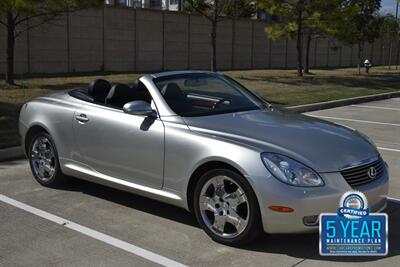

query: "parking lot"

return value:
[0, 98, 399, 267]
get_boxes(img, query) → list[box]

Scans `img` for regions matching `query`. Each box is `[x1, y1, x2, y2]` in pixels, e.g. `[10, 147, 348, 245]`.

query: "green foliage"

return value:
[0, 0, 103, 24]
[258, 0, 298, 39]
[258, 0, 350, 40]
[332, 0, 382, 45]
[223, 0, 255, 18]
[380, 14, 399, 37]
[183, 0, 214, 18]
[265, 22, 297, 40]
[183, 0, 255, 19]
[0, 0, 103, 84]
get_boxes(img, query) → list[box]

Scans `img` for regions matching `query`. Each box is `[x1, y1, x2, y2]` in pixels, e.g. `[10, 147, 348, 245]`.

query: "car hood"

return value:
[183, 108, 378, 172]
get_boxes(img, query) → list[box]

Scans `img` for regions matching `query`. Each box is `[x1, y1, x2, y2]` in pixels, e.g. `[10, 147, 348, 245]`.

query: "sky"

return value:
[380, 0, 398, 15]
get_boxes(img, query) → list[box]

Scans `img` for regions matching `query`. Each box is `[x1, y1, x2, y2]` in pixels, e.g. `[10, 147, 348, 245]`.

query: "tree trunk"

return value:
[296, 7, 303, 77]
[211, 20, 217, 72]
[357, 42, 362, 75]
[210, 0, 218, 72]
[178, 0, 182, 11]
[304, 34, 312, 74]
[6, 12, 15, 85]
[395, 0, 399, 70]
[396, 38, 400, 70]
[388, 39, 393, 69]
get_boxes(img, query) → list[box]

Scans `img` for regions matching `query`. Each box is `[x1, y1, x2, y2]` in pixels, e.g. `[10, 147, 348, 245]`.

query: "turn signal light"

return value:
[268, 205, 294, 213]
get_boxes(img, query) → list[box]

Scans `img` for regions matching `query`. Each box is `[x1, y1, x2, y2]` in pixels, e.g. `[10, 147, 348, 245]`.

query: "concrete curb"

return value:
[1, 91, 399, 162]
[287, 91, 400, 113]
[0, 146, 24, 162]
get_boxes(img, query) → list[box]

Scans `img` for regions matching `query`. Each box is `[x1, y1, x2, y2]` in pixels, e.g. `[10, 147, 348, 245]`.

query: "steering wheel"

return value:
[212, 98, 230, 109]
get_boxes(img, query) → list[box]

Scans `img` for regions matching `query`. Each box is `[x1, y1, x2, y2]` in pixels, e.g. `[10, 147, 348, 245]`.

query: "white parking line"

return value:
[308, 115, 400, 127]
[0, 194, 187, 267]
[351, 105, 400, 111]
[378, 147, 400, 153]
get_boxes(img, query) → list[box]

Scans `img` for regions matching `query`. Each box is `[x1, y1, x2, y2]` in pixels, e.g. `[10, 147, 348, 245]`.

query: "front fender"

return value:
[162, 120, 269, 210]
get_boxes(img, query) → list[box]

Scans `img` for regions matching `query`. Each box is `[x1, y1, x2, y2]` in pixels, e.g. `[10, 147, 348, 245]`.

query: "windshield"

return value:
[153, 73, 264, 117]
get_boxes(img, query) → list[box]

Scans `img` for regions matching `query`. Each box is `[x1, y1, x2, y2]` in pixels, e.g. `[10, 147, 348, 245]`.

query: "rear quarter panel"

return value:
[19, 92, 82, 164]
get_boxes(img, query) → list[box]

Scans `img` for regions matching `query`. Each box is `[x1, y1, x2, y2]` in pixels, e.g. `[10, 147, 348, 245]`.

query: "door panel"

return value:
[73, 104, 164, 188]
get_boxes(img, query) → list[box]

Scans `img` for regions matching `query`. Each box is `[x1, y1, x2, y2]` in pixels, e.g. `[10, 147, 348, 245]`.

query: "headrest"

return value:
[106, 83, 135, 106]
[161, 83, 185, 101]
[89, 79, 111, 97]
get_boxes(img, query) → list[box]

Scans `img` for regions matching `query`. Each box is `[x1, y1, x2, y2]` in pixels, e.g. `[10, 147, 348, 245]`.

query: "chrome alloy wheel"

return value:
[30, 136, 56, 182]
[199, 175, 249, 238]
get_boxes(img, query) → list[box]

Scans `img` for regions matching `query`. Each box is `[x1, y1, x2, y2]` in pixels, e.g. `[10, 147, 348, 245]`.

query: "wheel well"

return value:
[186, 161, 243, 213]
[24, 126, 48, 155]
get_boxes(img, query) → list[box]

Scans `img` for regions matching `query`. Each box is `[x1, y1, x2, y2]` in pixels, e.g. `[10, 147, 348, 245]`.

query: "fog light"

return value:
[268, 205, 294, 213]
[303, 215, 319, 226]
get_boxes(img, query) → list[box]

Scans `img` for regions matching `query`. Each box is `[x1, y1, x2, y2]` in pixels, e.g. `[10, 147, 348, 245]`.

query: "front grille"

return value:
[340, 157, 385, 187]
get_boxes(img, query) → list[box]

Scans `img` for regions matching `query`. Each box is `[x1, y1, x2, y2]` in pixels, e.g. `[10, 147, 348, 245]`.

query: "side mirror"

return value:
[123, 101, 156, 116]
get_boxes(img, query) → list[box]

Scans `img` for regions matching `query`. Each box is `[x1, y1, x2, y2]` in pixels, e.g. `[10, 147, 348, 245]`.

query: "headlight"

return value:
[261, 153, 324, 187]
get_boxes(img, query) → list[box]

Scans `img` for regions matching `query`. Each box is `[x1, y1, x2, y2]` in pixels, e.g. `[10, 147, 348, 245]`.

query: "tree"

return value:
[183, 0, 253, 71]
[258, 0, 354, 76]
[0, 0, 103, 86]
[302, 0, 353, 74]
[223, 0, 255, 18]
[380, 14, 400, 68]
[332, 0, 382, 75]
[258, 0, 313, 76]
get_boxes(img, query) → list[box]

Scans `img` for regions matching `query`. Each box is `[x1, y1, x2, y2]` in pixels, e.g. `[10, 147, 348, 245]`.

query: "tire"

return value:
[28, 132, 68, 187]
[193, 168, 262, 246]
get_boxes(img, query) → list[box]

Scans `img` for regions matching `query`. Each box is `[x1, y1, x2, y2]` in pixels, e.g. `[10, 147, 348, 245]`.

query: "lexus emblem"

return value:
[367, 167, 377, 179]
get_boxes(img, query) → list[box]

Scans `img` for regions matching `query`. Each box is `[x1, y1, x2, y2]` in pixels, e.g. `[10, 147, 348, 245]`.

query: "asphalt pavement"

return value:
[0, 98, 399, 267]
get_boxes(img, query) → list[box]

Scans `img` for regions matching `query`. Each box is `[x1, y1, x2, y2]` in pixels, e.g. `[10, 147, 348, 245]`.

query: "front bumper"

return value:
[253, 167, 389, 234]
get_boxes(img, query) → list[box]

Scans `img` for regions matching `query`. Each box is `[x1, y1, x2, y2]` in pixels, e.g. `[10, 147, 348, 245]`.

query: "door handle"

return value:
[75, 113, 89, 123]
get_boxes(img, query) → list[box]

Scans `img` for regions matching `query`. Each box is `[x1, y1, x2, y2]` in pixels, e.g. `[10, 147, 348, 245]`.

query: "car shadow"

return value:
[61, 178, 199, 228]
[0, 101, 23, 149]
[0, 159, 25, 168]
[61, 177, 400, 262]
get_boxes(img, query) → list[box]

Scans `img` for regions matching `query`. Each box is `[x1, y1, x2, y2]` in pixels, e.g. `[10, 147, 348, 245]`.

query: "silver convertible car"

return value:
[19, 71, 388, 245]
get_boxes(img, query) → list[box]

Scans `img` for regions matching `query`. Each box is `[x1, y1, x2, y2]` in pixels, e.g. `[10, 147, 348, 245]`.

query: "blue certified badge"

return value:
[319, 191, 388, 256]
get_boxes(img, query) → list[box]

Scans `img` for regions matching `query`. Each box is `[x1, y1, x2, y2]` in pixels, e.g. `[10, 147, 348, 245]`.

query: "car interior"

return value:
[69, 79, 152, 109]
[69, 76, 254, 116]
[153, 77, 254, 116]
[69, 78, 227, 113]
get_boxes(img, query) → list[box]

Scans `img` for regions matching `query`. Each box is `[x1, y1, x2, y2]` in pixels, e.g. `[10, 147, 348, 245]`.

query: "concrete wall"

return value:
[0, 22, 29, 75]
[0, 7, 398, 75]
[69, 10, 104, 72]
[164, 12, 189, 70]
[189, 15, 210, 70]
[104, 7, 135, 71]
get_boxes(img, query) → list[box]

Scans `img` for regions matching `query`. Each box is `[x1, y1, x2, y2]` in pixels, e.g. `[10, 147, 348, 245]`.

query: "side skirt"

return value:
[61, 159, 187, 210]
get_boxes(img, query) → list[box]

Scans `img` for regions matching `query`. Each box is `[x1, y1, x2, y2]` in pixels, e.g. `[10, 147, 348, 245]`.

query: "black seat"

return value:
[88, 79, 111, 103]
[161, 83, 191, 114]
[106, 83, 136, 108]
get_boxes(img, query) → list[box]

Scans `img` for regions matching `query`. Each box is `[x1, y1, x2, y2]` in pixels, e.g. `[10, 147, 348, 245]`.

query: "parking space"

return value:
[0, 201, 158, 267]
[0, 98, 399, 267]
